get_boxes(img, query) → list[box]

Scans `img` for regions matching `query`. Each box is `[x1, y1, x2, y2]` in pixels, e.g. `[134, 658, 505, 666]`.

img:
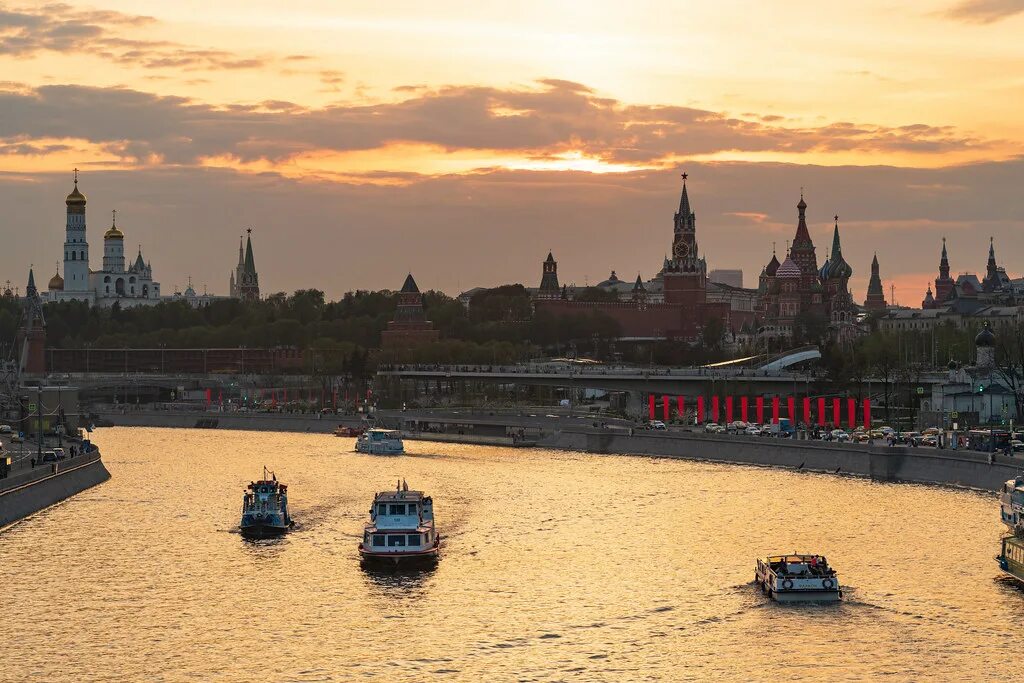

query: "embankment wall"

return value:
[0, 453, 111, 528]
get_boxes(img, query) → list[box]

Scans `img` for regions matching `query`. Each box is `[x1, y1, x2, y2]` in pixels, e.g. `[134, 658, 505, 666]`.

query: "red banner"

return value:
[803, 397, 811, 425]
[817, 397, 826, 426]
[833, 397, 841, 427]
[848, 398, 856, 429]
[663, 395, 670, 421]
[712, 396, 720, 423]
[864, 398, 871, 429]
[697, 396, 705, 423]
[677, 396, 685, 419]
[771, 396, 779, 422]
[787, 396, 796, 422]
[740, 396, 749, 422]
[648, 394, 655, 420]
[756, 396, 764, 423]
[205, 388, 211, 405]
[725, 396, 733, 423]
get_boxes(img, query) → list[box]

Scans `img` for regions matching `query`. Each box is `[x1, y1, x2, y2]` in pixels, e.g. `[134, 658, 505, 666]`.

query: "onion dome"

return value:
[797, 194, 807, 211]
[66, 177, 86, 206]
[776, 255, 801, 279]
[830, 257, 853, 279]
[48, 270, 64, 291]
[947, 359, 958, 371]
[975, 322, 995, 347]
[818, 259, 831, 280]
[765, 253, 780, 277]
[104, 209, 124, 240]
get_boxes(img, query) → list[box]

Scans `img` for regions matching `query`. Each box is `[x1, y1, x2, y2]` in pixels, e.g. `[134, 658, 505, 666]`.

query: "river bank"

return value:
[0, 449, 111, 528]
[93, 409, 1021, 492]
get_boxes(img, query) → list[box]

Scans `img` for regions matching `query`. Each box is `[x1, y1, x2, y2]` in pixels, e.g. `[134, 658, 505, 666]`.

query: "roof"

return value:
[776, 256, 801, 278]
[401, 273, 420, 293]
[373, 489, 427, 502]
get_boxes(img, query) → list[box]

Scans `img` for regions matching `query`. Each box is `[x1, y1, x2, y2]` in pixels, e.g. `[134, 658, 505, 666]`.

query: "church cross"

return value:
[73, 167, 79, 184]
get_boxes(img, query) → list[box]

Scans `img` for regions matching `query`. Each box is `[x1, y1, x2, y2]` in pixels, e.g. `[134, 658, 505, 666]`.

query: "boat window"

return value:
[372, 535, 385, 547]
[376, 504, 387, 515]
[387, 535, 406, 547]
[407, 534, 420, 546]
[407, 505, 416, 516]
[389, 504, 405, 515]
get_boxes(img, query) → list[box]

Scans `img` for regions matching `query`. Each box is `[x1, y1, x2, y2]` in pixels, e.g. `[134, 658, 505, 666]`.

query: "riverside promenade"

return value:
[0, 441, 111, 528]
[91, 408, 1024, 493]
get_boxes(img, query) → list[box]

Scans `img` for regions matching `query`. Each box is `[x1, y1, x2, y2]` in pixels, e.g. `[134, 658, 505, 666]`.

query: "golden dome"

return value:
[104, 209, 124, 239]
[48, 271, 64, 291]
[66, 182, 86, 206]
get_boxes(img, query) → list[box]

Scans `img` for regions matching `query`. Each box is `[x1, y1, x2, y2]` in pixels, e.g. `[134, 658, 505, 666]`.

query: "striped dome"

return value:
[776, 256, 801, 278]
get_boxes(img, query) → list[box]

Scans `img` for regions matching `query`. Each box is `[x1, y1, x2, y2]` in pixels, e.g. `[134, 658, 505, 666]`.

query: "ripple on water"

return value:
[0, 427, 1018, 681]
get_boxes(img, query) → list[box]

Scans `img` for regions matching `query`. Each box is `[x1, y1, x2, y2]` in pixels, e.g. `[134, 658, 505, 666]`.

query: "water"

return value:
[1, 428, 1019, 682]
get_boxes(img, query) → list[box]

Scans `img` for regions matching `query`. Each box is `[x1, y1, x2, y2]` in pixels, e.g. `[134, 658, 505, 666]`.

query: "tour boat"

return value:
[358, 480, 439, 565]
[755, 554, 842, 602]
[334, 425, 365, 437]
[999, 476, 1024, 533]
[239, 467, 294, 538]
[996, 535, 1024, 583]
[355, 428, 405, 455]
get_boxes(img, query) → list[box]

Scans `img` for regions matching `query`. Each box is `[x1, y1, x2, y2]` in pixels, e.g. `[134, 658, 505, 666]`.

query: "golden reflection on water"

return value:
[0, 427, 1018, 681]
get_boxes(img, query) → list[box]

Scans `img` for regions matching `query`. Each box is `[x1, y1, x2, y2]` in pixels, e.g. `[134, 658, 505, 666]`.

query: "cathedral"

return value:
[756, 196, 856, 342]
[42, 171, 262, 308]
[921, 236, 1014, 310]
[46, 171, 162, 307]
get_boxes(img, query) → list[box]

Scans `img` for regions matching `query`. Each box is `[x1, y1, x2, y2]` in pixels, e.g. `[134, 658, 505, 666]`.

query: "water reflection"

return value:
[360, 561, 438, 591]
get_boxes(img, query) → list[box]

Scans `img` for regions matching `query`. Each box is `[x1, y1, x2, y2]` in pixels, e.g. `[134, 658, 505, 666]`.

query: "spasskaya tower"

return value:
[662, 173, 707, 307]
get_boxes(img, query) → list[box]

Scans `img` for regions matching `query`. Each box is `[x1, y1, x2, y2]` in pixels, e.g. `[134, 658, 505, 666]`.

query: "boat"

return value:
[996, 535, 1024, 583]
[239, 466, 294, 538]
[358, 480, 439, 565]
[355, 428, 404, 455]
[755, 554, 842, 602]
[999, 476, 1024, 533]
[334, 425, 365, 437]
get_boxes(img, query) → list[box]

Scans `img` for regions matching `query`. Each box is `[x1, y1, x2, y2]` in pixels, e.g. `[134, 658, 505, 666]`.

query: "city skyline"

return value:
[2, 1, 1023, 301]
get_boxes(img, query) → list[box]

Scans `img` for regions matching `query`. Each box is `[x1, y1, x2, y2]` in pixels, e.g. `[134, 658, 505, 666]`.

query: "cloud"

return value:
[0, 2, 272, 70]
[944, 0, 1024, 23]
[0, 79, 997, 168]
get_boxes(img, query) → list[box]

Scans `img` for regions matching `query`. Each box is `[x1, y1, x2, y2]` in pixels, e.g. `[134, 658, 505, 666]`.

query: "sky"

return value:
[1, 0, 1023, 303]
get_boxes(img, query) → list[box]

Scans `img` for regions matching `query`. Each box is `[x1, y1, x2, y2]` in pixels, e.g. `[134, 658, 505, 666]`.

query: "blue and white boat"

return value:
[240, 467, 294, 538]
[359, 480, 439, 565]
[355, 429, 405, 455]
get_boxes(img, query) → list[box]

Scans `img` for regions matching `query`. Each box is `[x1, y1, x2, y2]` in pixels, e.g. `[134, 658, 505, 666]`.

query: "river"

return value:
[0, 427, 1018, 681]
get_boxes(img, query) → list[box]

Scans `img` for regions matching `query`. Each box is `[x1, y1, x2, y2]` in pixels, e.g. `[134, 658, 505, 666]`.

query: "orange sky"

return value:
[1, 0, 1022, 300]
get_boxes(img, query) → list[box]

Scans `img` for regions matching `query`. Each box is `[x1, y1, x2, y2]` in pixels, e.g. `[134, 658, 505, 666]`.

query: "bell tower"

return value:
[63, 168, 90, 293]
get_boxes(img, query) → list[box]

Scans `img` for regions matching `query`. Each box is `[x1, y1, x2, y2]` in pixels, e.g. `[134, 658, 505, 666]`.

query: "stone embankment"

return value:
[0, 450, 111, 528]
[93, 410, 1022, 492]
[540, 428, 1023, 492]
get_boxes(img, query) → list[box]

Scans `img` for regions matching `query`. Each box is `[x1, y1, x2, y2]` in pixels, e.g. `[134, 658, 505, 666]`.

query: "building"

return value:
[927, 323, 1020, 426]
[230, 229, 261, 301]
[533, 175, 749, 341]
[16, 268, 46, 375]
[381, 273, 440, 348]
[756, 201, 856, 342]
[864, 253, 887, 310]
[709, 269, 743, 288]
[922, 236, 1016, 311]
[46, 172, 162, 307]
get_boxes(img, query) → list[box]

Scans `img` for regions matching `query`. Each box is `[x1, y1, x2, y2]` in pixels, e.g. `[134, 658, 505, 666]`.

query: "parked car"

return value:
[1011, 440, 1024, 452]
[921, 435, 939, 447]
[830, 429, 850, 442]
[41, 450, 58, 463]
[727, 421, 748, 432]
[704, 422, 725, 434]
[744, 425, 762, 436]
[0, 424, 11, 434]
[52, 447, 66, 460]
[649, 420, 667, 431]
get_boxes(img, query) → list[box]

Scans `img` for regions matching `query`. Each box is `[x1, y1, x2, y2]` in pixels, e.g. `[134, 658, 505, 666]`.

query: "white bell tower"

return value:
[63, 168, 90, 292]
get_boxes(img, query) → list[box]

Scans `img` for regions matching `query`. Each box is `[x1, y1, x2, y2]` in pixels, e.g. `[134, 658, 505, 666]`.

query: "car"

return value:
[830, 429, 849, 442]
[921, 435, 938, 447]
[704, 422, 724, 434]
[744, 425, 762, 436]
[52, 447, 66, 460]
[10, 433, 22, 443]
[41, 450, 58, 463]
[1011, 440, 1024, 452]
[727, 420, 748, 432]
[0, 425, 11, 434]
[649, 420, 667, 430]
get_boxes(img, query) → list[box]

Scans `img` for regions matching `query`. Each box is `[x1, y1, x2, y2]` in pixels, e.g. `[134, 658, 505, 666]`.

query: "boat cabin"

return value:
[764, 554, 835, 578]
[362, 486, 436, 553]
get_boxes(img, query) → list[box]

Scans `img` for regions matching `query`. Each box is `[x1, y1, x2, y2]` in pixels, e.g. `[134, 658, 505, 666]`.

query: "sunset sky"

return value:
[2, 0, 1023, 302]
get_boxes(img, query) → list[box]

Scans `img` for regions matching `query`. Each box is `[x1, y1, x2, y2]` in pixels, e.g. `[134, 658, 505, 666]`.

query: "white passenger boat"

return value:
[756, 554, 842, 602]
[999, 476, 1024, 533]
[355, 428, 405, 455]
[358, 480, 439, 565]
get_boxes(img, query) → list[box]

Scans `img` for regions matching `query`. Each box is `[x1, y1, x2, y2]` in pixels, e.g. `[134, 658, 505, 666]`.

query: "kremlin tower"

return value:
[864, 253, 886, 310]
